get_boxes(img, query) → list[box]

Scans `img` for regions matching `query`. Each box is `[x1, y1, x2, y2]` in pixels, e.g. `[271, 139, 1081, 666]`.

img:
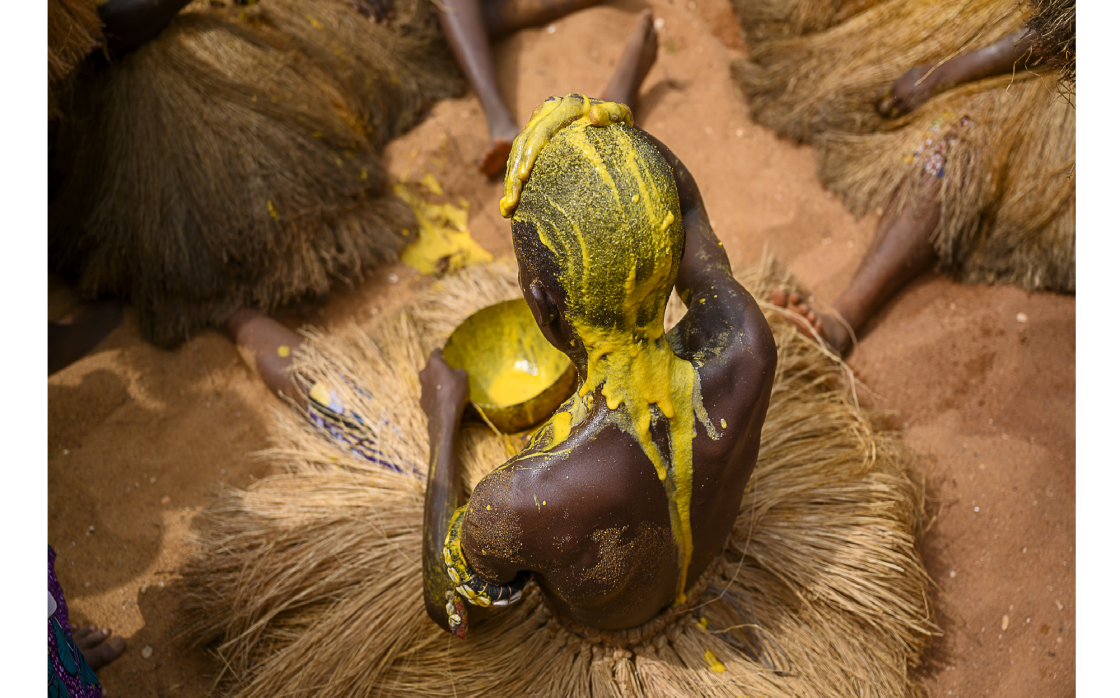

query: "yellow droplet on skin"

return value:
[720, 418, 727, 429]
[277, 345, 291, 358]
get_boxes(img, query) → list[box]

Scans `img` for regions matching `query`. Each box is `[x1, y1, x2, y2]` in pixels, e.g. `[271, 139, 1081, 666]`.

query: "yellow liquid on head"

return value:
[486, 364, 555, 406]
[509, 113, 723, 603]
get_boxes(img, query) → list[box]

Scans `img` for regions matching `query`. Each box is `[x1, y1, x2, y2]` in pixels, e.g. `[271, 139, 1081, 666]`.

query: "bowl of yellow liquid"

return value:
[442, 299, 577, 433]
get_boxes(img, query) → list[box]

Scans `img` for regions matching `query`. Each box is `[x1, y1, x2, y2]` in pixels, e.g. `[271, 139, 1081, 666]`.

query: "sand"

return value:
[46, 1, 1074, 695]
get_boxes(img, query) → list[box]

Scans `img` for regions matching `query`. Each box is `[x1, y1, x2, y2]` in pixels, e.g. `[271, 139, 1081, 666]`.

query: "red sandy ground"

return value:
[47, 1, 1074, 695]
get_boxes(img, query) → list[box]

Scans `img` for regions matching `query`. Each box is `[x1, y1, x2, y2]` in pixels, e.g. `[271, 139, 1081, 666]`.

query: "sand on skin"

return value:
[47, 1, 1074, 695]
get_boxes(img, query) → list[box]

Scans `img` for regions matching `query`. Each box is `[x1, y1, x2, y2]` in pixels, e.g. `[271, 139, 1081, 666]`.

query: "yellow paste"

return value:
[395, 178, 492, 276]
[486, 365, 555, 407]
[508, 112, 718, 603]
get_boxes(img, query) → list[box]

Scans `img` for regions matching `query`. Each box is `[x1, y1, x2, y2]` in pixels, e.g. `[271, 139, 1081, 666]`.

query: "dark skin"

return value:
[774, 28, 1040, 355]
[70, 624, 127, 671]
[877, 28, 1040, 118]
[437, 1, 660, 176]
[97, 0, 196, 55]
[222, 13, 658, 405]
[420, 134, 777, 633]
[89, 1, 391, 404]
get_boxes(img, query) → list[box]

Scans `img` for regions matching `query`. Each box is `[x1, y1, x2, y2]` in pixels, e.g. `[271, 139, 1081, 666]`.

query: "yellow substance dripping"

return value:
[395, 180, 493, 276]
[510, 116, 718, 603]
[500, 95, 633, 218]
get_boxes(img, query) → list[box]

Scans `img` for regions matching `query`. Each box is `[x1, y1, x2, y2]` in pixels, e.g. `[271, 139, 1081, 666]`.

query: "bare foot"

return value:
[877, 63, 939, 118]
[600, 10, 659, 110]
[71, 624, 126, 671]
[769, 289, 853, 356]
[226, 308, 307, 407]
[479, 133, 516, 178]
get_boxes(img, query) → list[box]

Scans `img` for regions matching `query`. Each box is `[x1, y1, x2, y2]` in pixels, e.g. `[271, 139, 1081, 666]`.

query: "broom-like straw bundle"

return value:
[183, 259, 937, 697]
[48, 0, 102, 115]
[731, 0, 1023, 144]
[730, 0, 1074, 294]
[1026, 0, 1075, 90]
[49, 0, 463, 348]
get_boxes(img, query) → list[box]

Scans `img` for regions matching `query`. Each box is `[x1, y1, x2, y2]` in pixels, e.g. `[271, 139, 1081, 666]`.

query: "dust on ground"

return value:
[48, 1, 1073, 695]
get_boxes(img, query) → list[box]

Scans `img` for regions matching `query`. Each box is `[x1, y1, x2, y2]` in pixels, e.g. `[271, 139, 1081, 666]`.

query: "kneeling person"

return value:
[421, 96, 777, 636]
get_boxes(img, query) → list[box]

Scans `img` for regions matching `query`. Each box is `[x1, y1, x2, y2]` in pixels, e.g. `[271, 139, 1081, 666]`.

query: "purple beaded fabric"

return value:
[49, 546, 103, 698]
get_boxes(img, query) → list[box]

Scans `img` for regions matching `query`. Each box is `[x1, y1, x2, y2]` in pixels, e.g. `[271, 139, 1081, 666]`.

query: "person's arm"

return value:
[878, 28, 1039, 117]
[421, 350, 526, 637]
[641, 132, 774, 363]
[419, 349, 474, 636]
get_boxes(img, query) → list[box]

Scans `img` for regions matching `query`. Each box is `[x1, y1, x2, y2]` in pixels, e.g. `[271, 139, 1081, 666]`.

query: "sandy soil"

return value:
[47, 1, 1074, 695]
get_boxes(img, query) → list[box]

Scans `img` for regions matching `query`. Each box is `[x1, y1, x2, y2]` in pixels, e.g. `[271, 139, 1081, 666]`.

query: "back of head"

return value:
[511, 120, 684, 337]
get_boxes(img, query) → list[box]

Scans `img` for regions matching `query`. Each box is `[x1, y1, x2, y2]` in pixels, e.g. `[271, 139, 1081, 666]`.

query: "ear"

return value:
[527, 279, 558, 329]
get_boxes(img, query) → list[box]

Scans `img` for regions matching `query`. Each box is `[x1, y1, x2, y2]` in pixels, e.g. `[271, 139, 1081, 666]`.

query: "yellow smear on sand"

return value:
[395, 178, 492, 276]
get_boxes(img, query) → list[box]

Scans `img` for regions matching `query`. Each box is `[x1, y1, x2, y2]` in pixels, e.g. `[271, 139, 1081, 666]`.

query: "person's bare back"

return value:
[422, 96, 776, 636]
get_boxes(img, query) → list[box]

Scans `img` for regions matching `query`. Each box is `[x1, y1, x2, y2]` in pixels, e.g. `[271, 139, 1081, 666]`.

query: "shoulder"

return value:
[672, 279, 776, 383]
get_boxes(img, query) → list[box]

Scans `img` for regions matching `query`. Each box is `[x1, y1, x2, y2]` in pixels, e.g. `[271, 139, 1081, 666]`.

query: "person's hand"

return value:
[420, 349, 470, 422]
[877, 64, 939, 118]
[499, 94, 632, 218]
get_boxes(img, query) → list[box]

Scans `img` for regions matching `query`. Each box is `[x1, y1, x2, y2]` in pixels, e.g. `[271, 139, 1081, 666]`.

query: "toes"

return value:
[769, 288, 788, 306]
[72, 625, 105, 647]
[82, 636, 127, 671]
[479, 140, 513, 178]
[788, 292, 802, 306]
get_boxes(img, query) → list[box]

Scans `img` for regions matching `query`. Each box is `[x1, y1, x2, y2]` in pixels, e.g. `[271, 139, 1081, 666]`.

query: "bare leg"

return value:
[71, 624, 126, 671]
[438, 0, 520, 177]
[483, 0, 601, 39]
[438, 0, 605, 176]
[599, 10, 658, 111]
[878, 28, 1037, 117]
[771, 175, 940, 355]
[226, 309, 307, 408]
